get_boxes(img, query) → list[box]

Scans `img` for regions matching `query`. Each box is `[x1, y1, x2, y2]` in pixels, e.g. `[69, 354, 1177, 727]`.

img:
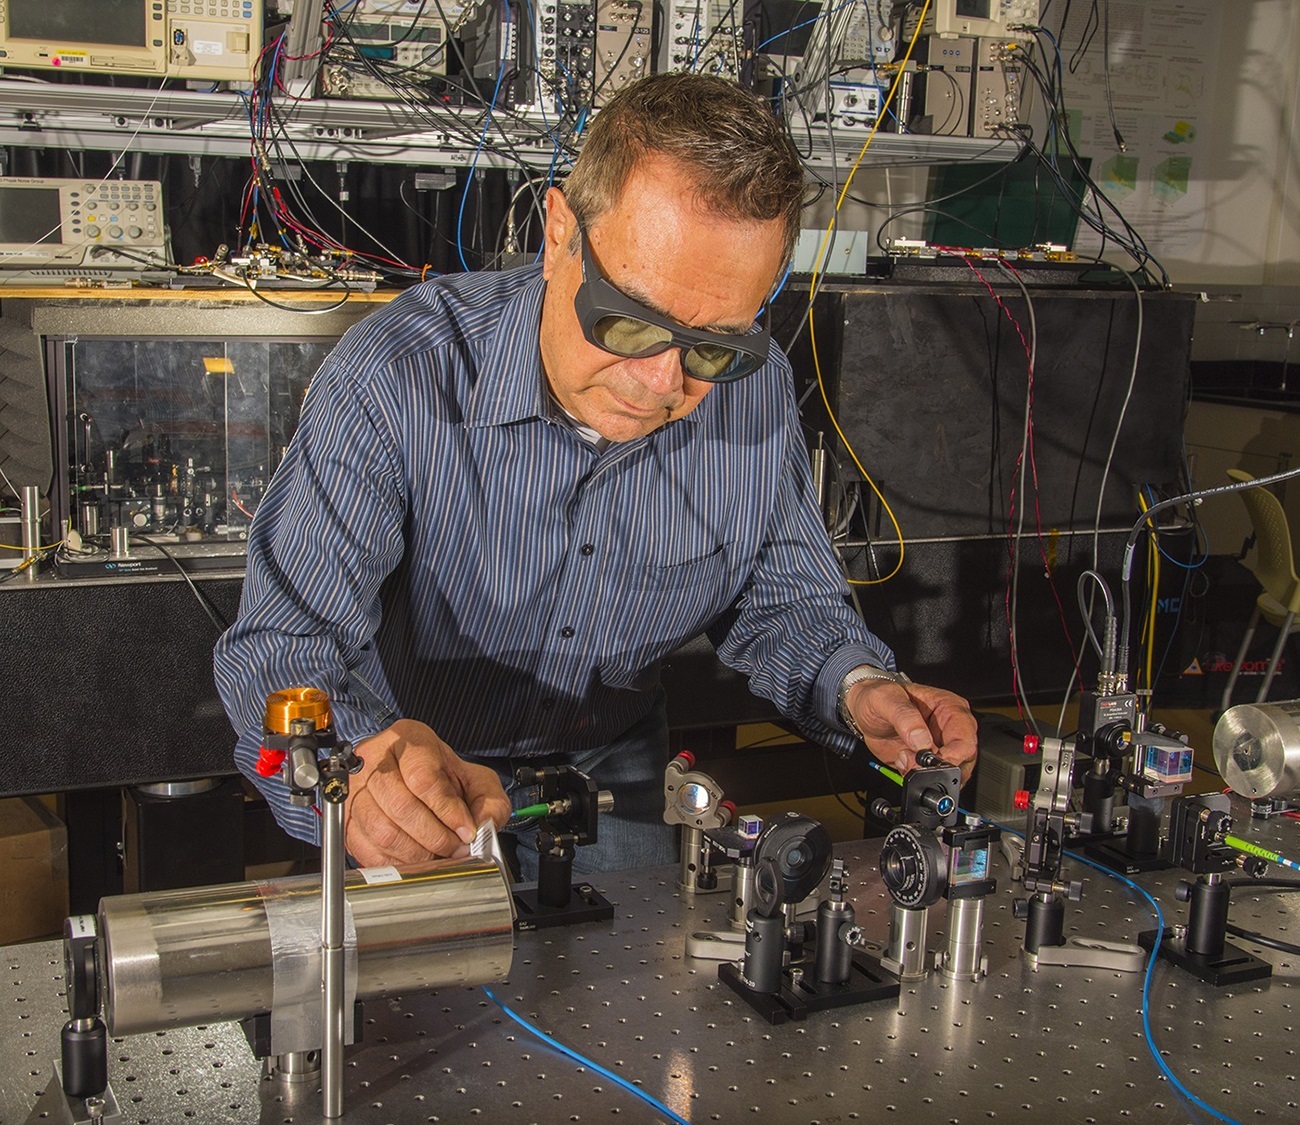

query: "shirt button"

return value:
[541, 698, 555, 710]
[560, 626, 575, 639]
[580, 543, 594, 556]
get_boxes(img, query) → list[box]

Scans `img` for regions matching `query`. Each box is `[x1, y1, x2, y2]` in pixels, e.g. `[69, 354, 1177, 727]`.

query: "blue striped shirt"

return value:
[213, 266, 894, 843]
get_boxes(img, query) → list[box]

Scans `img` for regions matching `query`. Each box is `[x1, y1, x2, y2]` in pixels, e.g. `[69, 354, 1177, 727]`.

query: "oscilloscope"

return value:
[0, 0, 263, 82]
[0, 176, 170, 279]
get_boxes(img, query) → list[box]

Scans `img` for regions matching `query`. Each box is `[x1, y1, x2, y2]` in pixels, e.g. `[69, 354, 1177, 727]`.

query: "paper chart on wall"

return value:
[1057, 0, 1222, 261]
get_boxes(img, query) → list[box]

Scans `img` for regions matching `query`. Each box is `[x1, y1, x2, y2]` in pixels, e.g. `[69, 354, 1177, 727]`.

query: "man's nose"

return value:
[630, 347, 684, 398]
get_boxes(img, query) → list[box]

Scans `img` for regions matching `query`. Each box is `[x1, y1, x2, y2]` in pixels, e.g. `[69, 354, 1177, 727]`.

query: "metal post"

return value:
[320, 760, 346, 1119]
[20, 484, 40, 562]
[280, 0, 327, 92]
[882, 903, 929, 981]
[937, 896, 986, 981]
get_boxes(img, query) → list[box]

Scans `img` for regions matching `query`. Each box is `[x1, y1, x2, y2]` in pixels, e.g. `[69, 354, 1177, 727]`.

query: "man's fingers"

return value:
[347, 721, 511, 865]
[923, 694, 979, 778]
[353, 734, 469, 855]
[394, 746, 478, 847]
[937, 732, 978, 781]
[847, 679, 979, 783]
[345, 788, 437, 866]
[424, 790, 477, 845]
[867, 684, 937, 752]
[457, 760, 513, 829]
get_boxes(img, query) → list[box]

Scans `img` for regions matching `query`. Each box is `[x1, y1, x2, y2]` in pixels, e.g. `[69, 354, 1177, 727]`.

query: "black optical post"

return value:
[719, 813, 900, 1024]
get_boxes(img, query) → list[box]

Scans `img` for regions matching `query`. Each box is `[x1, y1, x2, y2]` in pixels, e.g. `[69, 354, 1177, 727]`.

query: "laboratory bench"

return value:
[1, 799, 1296, 1124]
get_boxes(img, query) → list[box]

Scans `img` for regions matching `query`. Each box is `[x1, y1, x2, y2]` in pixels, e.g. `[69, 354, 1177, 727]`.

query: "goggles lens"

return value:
[591, 313, 670, 357]
[590, 314, 752, 381]
[575, 228, 771, 384]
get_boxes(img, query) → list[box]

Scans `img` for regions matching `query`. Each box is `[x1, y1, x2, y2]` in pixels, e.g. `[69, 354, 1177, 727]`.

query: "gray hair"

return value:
[562, 74, 806, 264]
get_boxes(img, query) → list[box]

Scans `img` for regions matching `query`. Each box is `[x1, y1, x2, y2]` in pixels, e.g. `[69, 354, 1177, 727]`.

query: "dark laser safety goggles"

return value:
[573, 230, 772, 383]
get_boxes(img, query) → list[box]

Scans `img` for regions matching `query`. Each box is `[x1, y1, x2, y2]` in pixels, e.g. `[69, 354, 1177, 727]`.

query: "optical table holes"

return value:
[7, 841, 1300, 1122]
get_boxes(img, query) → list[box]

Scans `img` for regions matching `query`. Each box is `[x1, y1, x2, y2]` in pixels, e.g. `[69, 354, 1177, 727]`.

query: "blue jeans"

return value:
[473, 690, 678, 881]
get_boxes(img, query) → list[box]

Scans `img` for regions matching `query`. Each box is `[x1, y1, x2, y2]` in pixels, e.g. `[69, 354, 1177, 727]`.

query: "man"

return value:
[214, 73, 977, 876]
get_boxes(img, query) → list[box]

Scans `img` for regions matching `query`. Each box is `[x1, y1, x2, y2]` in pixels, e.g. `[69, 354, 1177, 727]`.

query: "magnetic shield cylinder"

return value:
[96, 858, 514, 1037]
[1214, 699, 1300, 800]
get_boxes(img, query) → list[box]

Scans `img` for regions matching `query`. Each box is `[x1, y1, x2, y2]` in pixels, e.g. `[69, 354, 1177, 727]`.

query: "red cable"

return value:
[956, 254, 1082, 720]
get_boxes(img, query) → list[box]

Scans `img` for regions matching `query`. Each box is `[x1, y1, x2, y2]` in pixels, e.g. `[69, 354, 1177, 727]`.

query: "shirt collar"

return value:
[466, 268, 549, 429]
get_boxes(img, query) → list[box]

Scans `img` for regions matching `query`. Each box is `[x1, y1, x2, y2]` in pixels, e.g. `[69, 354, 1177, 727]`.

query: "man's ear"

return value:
[542, 186, 577, 280]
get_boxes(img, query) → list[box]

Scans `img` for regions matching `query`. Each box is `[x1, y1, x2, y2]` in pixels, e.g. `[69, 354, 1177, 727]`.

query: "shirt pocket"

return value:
[631, 543, 732, 644]
[636, 542, 727, 587]
[600, 544, 734, 691]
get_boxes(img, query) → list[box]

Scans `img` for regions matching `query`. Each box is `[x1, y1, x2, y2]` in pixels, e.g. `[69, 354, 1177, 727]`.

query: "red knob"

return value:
[1014, 789, 1031, 810]
[674, 750, 696, 769]
[1022, 735, 1040, 755]
[255, 746, 286, 778]
[719, 800, 737, 824]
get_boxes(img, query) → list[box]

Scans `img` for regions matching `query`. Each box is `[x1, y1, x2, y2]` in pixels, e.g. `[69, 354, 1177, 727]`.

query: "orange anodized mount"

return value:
[264, 686, 333, 735]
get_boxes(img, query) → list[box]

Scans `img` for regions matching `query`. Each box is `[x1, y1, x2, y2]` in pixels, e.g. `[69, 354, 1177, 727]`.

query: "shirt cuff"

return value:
[814, 643, 898, 734]
[329, 703, 389, 753]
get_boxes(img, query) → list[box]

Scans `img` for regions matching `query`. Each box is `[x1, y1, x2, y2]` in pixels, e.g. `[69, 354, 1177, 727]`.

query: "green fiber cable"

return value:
[1225, 835, 1300, 873]
[876, 763, 904, 787]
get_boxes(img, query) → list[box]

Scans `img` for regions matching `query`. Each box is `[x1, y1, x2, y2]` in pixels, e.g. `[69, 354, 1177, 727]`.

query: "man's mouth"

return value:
[608, 390, 664, 418]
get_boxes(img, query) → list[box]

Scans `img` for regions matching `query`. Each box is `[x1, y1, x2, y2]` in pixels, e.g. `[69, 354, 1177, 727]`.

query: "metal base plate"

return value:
[23, 1072, 122, 1125]
[717, 952, 901, 1025]
[1138, 927, 1274, 986]
[512, 882, 614, 931]
[1084, 837, 1171, 875]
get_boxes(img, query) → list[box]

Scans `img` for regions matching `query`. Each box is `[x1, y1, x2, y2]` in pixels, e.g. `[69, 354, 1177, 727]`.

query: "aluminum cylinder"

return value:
[883, 903, 929, 981]
[110, 525, 130, 559]
[938, 896, 986, 981]
[1214, 700, 1300, 799]
[98, 857, 514, 1037]
[729, 863, 755, 932]
[273, 1050, 320, 1083]
[135, 779, 220, 799]
[676, 821, 717, 889]
[20, 485, 40, 559]
[678, 827, 707, 892]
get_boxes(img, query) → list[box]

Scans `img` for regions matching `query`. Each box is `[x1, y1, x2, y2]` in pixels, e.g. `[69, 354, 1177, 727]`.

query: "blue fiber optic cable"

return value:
[757, 0, 854, 51]
[1065, 847, 1242, 1125]
[483, 986, 691, 1124]
[765, 752, 1243, 1119]
[982, 802, 1244, 1125]
[456, 5, 511, 272]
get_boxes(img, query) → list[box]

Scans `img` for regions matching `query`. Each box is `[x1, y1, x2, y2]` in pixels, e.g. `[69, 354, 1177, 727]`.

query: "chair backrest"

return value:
[1228, 468, 1299, 603]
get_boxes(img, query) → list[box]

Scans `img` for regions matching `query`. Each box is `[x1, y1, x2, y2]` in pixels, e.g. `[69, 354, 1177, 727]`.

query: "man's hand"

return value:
[345, 719, 512, 866]
[844, 679, 978, 783]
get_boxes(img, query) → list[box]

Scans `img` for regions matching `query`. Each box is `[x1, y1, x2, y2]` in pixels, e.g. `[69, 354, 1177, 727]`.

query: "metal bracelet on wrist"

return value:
[837, 665, 911, 741]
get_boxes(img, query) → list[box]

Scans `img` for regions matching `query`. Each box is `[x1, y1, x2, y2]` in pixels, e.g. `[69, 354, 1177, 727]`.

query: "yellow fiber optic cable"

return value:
[804, 0, 931, 586]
